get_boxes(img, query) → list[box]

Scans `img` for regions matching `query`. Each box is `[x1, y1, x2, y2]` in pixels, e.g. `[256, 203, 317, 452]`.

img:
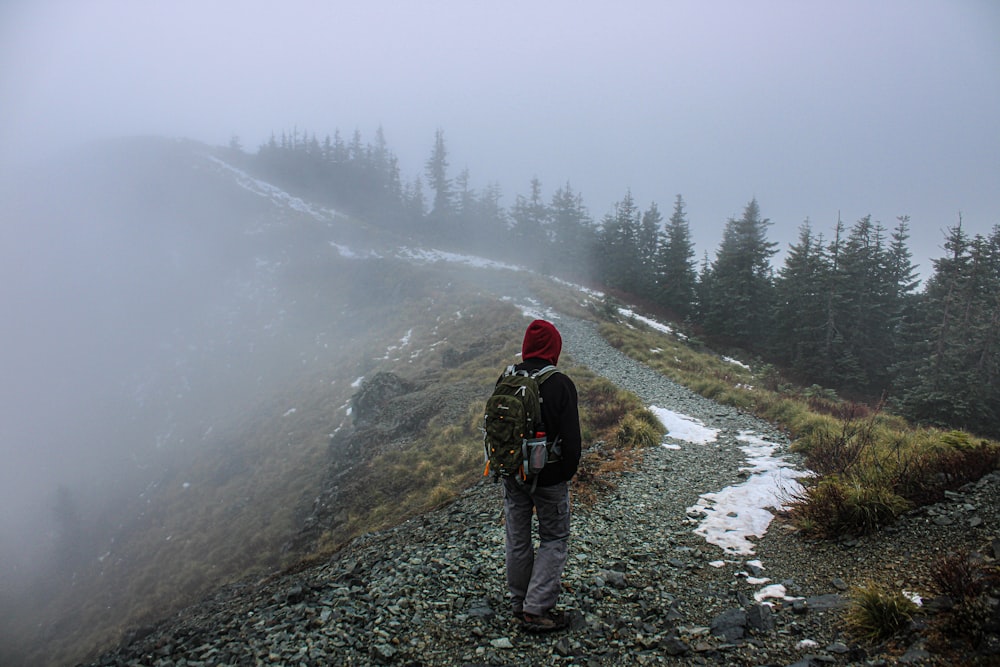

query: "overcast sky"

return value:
[3, 0, 998, 275]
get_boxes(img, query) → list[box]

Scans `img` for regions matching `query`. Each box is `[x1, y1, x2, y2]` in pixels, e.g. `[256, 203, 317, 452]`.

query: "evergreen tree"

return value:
[402, 177, 427, 223]
[699, 198, 778, 347]
[598, 190, 642, 293]
[348, 129, 365, 162]
[826, 215, 917, 394]
[695, 250, 712, 320]
[508, 177, 549, 268]
[331, 129, 348, 164]
[638, 202, 663, 299]
[549, 182, 595, 283]
[657, 194, 697, 317]
[372, 125, 391, 174]
[815, 216, 863, 387]
[477, 182, 506, 226]
[883, 216, 921, 380]
[468, 181, 509, 255]
[897, 223, 1000, 436]
[383, 153, 403, 202]
[836, 215, 892, 392]
[454, 168, 476, 225]
[425, 129, 453, 226]
[772, 220, 831, 377]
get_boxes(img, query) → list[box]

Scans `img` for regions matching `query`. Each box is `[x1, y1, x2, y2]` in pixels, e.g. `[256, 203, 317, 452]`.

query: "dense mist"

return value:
[0, 139, 357, 599]
[0, 135, 558, 666]
[2, 3, 998, 663]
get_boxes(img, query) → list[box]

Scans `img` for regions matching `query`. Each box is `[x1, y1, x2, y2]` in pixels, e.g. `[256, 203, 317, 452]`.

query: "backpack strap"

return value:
[531, 366, 561, 460]
[531, 365, 558, 384]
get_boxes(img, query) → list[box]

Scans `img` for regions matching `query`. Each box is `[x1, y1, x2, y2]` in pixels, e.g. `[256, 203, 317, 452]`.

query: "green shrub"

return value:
[846, 582, 919, 643]
[613, 410, 666, 449]
[760, 396, 808, 427]
[791, 477, 909, 536]
[932, 550, 990, 602]
[791, 477, 846, 535]
[592, 308, 999, 539]
[842, 481, 910, 534]
[940, 430, 974, 449]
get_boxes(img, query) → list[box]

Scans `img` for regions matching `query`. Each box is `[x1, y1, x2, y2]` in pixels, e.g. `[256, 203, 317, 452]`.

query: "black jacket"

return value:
[511, 358, 582, 486]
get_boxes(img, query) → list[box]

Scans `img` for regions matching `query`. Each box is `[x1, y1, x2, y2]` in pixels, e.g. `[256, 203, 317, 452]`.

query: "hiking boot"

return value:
[522, 609, 568, 633]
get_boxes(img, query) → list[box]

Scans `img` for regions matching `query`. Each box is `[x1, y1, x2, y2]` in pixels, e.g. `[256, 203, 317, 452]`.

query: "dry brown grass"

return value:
[594, 313, 1000, 538]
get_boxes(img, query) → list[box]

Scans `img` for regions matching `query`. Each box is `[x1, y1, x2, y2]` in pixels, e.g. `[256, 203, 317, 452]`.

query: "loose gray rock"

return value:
[710, 608, 747, 641]
[747, 603, 774, 632]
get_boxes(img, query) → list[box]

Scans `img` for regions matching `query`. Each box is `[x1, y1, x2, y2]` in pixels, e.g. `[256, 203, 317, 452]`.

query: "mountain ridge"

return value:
[0, 137, 640, 666]
[2, 138, 996, 667]
[79, 314, 1000, 666]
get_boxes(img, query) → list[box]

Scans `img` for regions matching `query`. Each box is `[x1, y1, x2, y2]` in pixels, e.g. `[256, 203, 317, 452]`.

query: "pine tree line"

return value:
[231, 127, 999, 438]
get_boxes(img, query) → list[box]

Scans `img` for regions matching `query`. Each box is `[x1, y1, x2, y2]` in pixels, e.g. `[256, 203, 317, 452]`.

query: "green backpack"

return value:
[482, 365, 561, 487]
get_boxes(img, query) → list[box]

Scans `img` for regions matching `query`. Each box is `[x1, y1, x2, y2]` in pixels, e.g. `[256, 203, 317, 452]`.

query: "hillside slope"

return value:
[83, 314, 1000, 666]
[0, 138, 566, 666]
[2, 138, 996, 667]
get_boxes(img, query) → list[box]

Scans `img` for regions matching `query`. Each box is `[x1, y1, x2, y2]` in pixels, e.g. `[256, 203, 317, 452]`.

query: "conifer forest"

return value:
[240, 128, 1000, 439]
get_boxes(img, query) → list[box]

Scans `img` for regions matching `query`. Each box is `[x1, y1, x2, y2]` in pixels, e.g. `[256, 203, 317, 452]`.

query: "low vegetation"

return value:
[595, 313, 1000, 538]
[589, 305, 1000, 658]
[845, 582, 920, 644]
[928, 550, 1000, 653]
[306, 299, 665, 560]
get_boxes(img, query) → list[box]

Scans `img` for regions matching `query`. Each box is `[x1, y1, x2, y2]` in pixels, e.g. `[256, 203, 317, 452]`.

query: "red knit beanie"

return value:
[522, 319, 562, 365]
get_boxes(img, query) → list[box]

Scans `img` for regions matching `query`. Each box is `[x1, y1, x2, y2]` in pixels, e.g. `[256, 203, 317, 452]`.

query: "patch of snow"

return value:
[723, 356, 751, 370]
[649, 406, 720, 445]
[754, 583, 803, 603]
[383, 329, 415, 359]
[331, 242, 375, 259]
[618, 307, 674, 336]
[208, 156, 342, 222]
[351, 376, 365, 388]
[501, 295, 557, 321]
[686, 431, 810, 555]
[283, 408, 297, 417]
[397, 247, 521, 271]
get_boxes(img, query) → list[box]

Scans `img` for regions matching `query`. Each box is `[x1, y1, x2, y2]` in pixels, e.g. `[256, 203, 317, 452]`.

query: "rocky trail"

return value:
[84, 316, 1000, 666]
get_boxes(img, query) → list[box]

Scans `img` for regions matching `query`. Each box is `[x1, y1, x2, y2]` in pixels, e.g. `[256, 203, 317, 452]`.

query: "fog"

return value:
[2, 1, 998, 272]
[0, 139, 362, 592]
[0, 1, 998, 658]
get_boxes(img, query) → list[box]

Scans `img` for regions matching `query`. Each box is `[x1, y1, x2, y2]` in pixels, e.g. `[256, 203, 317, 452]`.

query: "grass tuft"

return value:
[845, 582, 919, 643]
[932, 550, 990, 602]
[613, 410, 667, 449]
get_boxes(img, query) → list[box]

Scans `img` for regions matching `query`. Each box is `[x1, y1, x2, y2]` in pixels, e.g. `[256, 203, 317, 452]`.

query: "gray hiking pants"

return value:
[503, 478, 570, 616]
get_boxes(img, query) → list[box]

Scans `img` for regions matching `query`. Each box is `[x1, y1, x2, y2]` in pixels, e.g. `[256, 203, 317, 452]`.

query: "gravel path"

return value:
[85, 314, 1000, 667]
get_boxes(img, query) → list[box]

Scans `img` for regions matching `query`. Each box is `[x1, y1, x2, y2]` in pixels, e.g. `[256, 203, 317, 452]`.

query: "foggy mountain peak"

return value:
[2, 136, 555, 667]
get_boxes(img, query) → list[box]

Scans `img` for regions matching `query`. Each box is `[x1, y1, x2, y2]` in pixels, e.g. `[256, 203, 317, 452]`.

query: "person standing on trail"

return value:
[501, 319, 581, 632]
